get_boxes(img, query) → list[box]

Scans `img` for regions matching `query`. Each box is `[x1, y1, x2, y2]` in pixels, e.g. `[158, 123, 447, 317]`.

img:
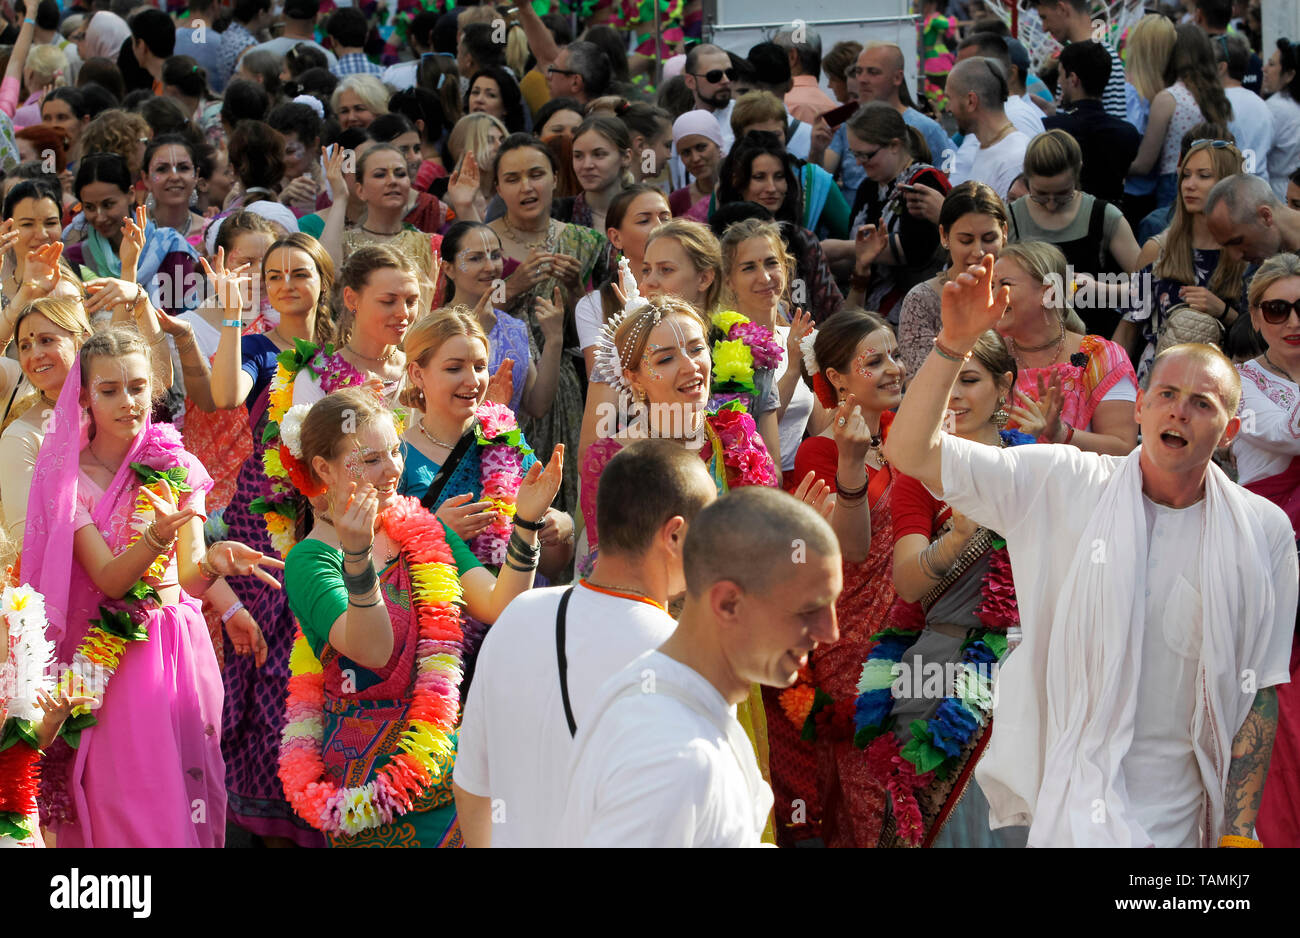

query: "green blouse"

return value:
[285, 521, 483, 659]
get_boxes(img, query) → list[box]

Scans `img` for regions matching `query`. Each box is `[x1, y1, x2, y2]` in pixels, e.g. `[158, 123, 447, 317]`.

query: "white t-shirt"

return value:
[1234, 359, 1300, 486]
[575, 290, 604, 356]
[1123, 496, 1207, 848]
[558, 650, 773, 847]
[773, 324, 815, 473]
[952, 130, 1029, 200]
[1225, 86, 1274, 181]
[454, 584, 676, 847]
[1004, 95, 1045, 139]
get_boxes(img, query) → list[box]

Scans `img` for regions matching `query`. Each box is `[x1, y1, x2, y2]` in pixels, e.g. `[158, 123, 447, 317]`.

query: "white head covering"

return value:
[84, 11, 132, 60]
[204, 201, 301, 254]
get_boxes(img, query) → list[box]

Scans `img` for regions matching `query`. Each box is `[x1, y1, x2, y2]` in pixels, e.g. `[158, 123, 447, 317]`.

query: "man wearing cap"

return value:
[247, 0, 339, 71]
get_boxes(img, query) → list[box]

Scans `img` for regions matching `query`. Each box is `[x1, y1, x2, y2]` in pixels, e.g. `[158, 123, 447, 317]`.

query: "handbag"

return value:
[1154, 301, 1226, 356]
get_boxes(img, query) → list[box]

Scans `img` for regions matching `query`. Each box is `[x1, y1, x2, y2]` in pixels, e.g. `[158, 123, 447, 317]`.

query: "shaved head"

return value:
[683, 487, 839, 598]
[1147, 342, 1242, 414]
[948, 56, 1008, 108]
[862, 41, 904, 73]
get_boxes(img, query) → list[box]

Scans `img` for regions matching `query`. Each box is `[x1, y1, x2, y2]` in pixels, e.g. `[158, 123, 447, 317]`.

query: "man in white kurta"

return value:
[884, 255, 1297, 848]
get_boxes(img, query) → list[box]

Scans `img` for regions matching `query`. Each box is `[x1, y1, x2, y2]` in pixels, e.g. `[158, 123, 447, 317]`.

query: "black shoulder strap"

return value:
[1088, 197, 1110, 269]
[1009, 200, 1022, 242]
[556, 586, 577, 737]
[1, 379, 22, 427]
[419, 426, 478, 512]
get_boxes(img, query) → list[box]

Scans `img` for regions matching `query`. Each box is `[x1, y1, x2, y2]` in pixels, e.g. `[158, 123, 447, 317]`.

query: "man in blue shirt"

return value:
[173, 0, 224, 90]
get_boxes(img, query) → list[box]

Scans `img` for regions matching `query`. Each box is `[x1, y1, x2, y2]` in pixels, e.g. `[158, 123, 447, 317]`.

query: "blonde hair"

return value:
[1023, 128, 1082, 182]
[730, 90, 786, 139]
[299, 387, 394, 486]
[399, 307, 491, 411]
[5, 297, 91, 431]
[334, 244, 421, 348]
[1125, 14, 1176, 103]
[331, 75, 390, 120]
[614, 297, 710, 383]
[998, 241, 1087, 333]
[719, 217, 795, 308]
[447, 112, 508, 168]
[78, 326, 164, 428]
[1155, 139, 1247, 300]
[644, 219, 724, 315]
[1247, 252, 1300, 310]
[26, 44, 69, 90]
[505, 24, 528, 79]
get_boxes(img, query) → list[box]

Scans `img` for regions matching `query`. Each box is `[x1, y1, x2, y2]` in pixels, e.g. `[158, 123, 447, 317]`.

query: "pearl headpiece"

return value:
[593, 256, 659, 392]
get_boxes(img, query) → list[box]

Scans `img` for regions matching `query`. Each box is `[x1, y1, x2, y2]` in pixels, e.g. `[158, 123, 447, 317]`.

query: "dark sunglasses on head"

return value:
[1259, 298, 1300, 324]
[1190, 138, 1235, 150]
[692, 67, 737, 84]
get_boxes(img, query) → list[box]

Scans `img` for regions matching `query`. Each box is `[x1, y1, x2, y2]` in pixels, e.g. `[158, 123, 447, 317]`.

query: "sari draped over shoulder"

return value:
[1010, 335, 1136, 435]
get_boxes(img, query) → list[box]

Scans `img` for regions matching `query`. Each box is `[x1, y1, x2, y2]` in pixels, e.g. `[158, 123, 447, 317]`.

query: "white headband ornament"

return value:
[594, 256, 660, 393]
[799, 329, 819, 376]
[293, 94, 326, 120]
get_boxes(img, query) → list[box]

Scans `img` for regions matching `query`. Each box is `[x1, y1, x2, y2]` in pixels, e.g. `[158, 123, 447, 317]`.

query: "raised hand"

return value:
[548, 253, 583, 289]
[199, 246, 253, 314]
[537, 507, 574, 548]
[225, 609, 269, 667]
[506, 246, 550, 295]
[140, 484, 201, 542]
[831, 393, 873, 466]
[153, 302, 196, 339]
[810, 115, 833, 155]
[515, 444, 564, 523]
[534, 286, 564, 342]
[902, 184, 943, 224]
[1035, 371, 1065, 443]
[23, 241, 63, 297]
[280, 174, 319, 211]
[322, 143, 349, 201]
[120, 205, 148, 279]
[0, 219, 18, 258]
[853, 223, 888, 275]
[785, 307, 813, 367]
[205, 541, 287, 589]
[446, 149, 481, 208]
[791, 470, 835, 520]
[435, 491, 498, 541]
[939, 254, 1009, 350]
[83, 277, 146, 316]
[484, 358, 514, 405]
[329, 480, 379, 554]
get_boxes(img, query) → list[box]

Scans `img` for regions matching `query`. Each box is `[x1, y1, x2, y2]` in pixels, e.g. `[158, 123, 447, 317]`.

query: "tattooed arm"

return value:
[1221, 686, 1279, 841]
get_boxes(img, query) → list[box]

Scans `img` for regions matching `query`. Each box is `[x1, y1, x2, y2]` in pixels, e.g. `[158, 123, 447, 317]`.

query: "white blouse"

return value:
[1234, 359, 1300, 486]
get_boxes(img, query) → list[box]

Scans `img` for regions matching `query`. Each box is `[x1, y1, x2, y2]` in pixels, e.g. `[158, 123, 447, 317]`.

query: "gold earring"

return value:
[993, 397, 1010, 428]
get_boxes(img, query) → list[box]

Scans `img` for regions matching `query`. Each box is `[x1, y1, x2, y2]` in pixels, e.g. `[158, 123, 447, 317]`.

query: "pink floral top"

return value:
[1010, 335, 1137, 435]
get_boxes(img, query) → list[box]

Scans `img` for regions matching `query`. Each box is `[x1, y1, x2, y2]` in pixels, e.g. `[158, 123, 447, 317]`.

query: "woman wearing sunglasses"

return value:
[1233, 251, 1300, 850]
[1115, 135, 1247, 382]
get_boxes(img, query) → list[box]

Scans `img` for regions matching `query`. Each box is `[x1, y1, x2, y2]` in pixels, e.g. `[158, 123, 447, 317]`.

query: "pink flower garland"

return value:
[865, 734, 935, 847]
[727, 321, 784, 371]
[468, 401, 529, 567]
[707, 408, 778, 489]
[975, 547, 1019, 631]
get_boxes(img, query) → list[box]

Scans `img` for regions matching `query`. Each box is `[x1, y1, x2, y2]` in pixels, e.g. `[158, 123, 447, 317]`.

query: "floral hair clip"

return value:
[277, 403, 324, 497]
[798, 329, 819, 376]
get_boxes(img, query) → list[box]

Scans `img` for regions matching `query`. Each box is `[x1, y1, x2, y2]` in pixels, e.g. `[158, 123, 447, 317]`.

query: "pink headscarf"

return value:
[21, 352, 212, 658]
[83, 11, 132, 61]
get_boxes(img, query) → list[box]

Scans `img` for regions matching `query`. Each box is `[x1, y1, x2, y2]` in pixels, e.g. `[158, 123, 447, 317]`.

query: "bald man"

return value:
[885, 256, 1296, 847]
[853, 42, 953, 173]
[558, 488, 842, 847]
[945, 57, 1029, 199]
[1205, 173, 1300, 265]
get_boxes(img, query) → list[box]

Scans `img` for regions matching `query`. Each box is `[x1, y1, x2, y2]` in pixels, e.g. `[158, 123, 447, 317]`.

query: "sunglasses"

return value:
[1259, 298, 1300, 324]
[691, 68, 737, 84]
[1191, 138, 1235, 150]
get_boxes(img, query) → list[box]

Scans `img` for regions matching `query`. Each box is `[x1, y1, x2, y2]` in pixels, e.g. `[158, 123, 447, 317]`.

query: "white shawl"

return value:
[976, 449, 1280, 847]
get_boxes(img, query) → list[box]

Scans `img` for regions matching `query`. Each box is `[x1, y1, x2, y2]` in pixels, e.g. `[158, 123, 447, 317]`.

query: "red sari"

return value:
[770, 413, 899, 847]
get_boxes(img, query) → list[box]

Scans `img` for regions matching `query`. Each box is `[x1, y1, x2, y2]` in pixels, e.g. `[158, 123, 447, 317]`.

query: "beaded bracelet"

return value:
[932, 336, 972, 363]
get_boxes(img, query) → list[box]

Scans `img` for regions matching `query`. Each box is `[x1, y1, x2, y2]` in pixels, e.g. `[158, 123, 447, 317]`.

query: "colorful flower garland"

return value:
[254, 339, 405, 557]
[710, 311, 784, 405]
[850, 433, 1029, 845]
[469, 401, 533, 567]
[0, 585, 54, 845]
[278, 496, 465, 837]
[703, 403, 779, 490]
[55, 459, 192, 746]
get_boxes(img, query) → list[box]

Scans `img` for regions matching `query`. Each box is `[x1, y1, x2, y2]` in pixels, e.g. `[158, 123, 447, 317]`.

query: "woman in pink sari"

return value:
[24, 326, 283, 847]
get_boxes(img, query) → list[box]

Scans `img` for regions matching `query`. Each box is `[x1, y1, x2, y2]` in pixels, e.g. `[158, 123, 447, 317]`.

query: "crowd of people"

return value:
[0, 0, 1296, 850]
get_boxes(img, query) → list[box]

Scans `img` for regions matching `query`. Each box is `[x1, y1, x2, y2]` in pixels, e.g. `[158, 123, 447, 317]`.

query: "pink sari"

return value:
[23, 361, 225, 847]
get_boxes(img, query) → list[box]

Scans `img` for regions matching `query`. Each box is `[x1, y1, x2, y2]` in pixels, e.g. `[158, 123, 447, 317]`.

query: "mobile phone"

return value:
[823, 101, 858, 128]
[897, 183, 919, 193]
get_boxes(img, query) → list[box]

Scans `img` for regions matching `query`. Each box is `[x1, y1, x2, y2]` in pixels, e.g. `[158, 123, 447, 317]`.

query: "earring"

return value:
[993, 397, 1010, 428]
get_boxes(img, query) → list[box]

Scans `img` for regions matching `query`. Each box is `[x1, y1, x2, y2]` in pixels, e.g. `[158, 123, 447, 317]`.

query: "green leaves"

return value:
[277, 338, 324, 373]
[249, 496, 298, 521]
[91, 606, 150, 643]
[0, 718, 39, 753]
[60, 711, 98, 749]
[131, 462, 192, 494]
[899, 719, 947, 775]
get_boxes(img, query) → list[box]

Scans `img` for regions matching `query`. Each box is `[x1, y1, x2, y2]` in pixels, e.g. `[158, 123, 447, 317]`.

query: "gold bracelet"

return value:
[198, 548, 220, 581]
[1218, 834, 1262, 848]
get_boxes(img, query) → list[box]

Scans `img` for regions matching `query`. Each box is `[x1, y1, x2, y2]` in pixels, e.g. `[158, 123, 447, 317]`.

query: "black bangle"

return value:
[342, 565, 378, 595]
[507, 543, 540, 566]
[504, 556, 538, 573]
[513, 514, 545, 531]
[342, 545, 373, 557]
[836, 475, 868, 500]
[508, 529, 540, 551]
[348, 596, 383, 608]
